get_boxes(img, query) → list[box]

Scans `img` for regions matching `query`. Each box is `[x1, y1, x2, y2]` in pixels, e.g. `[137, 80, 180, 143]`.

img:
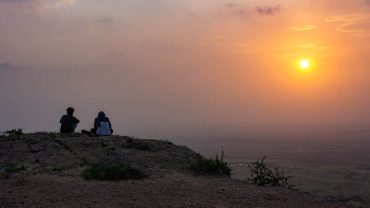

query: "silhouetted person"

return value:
[92, 111, 113, 136]
[60, 107, 80, 134]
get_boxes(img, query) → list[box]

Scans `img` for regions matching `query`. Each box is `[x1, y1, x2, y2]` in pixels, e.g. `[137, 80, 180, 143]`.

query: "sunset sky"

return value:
[0, 0, 369, 138]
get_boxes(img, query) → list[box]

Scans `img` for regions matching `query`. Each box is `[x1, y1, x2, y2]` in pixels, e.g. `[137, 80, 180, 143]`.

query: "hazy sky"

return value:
[0, 0, 369, 138]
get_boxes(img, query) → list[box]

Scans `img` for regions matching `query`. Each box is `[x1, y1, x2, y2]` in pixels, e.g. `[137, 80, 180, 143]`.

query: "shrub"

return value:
[81, 163, 145, 181]
[1, 129, 23, 137]
[5, 164, 26, 174]
[248, 156, 293, 189]
[191, 150, 231, 176]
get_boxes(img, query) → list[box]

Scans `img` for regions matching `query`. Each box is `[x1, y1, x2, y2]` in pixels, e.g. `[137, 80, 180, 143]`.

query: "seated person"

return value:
[60, 107, 80, 133]
[92, 111, 113, 136]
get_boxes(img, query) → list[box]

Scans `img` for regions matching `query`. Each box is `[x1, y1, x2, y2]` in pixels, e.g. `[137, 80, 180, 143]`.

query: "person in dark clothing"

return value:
[60, 107, 80, 133]
[91, 111, 113, 136]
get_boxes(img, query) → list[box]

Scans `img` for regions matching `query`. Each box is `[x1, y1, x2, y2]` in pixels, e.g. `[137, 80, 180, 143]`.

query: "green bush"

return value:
[248, 157, 293, 189]
[81, 163, 145, 181]
[191, 150, 231, 176]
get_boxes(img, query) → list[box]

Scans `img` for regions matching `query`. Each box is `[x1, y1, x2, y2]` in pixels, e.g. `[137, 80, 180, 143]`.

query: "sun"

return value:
[299, 59, 310, 70]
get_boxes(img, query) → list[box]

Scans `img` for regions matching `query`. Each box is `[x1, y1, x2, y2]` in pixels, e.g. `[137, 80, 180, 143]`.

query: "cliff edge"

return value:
[0, 133, 354, 208]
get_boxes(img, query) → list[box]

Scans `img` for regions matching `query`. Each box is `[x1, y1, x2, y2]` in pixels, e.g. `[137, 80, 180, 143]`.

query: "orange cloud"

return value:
[325, 14, 370, 33]
[290, 25, 316, 31]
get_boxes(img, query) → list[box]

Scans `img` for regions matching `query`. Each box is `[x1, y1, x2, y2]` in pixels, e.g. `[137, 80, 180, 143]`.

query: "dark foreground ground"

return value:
[0, 133, 360, 208]
[1, 173, 355, 208]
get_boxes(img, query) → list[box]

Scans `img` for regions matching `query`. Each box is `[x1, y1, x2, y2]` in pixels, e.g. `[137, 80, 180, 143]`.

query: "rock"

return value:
[346, 200, 363, 208]
[346, 195, 363, 202]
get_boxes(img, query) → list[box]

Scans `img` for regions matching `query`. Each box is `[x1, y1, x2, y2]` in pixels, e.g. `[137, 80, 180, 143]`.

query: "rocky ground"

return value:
[0, 133, 360, 207]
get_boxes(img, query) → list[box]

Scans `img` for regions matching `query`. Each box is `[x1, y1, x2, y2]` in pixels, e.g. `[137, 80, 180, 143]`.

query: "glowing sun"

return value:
[299, 59, 310, 70]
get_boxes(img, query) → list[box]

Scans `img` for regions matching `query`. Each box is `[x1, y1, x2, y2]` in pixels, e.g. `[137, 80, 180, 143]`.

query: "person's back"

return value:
[96, 121, 111, 136]
[60, 107, 80, 134]
[94, 111, 113, 136]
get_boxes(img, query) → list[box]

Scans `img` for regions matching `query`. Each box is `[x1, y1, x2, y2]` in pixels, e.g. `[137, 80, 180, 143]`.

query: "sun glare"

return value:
[300, 59, 310, 70]
[298, 59, 311, 71]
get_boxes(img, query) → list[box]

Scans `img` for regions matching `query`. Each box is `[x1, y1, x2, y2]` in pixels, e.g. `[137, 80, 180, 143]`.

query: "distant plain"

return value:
[179, 127, 370, 204]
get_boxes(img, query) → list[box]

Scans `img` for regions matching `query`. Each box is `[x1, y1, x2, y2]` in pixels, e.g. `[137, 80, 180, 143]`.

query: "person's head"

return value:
[66, 107, 75, 115]
[98, 111, 105, 118]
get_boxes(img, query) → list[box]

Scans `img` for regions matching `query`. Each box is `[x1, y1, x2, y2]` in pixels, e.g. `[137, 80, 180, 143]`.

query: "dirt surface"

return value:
[0, 133, 357, 208]
[1, 173, 355, 208]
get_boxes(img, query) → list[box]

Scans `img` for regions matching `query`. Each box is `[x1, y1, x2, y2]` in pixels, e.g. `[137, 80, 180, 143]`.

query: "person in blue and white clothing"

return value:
[92, 111, 113, 136]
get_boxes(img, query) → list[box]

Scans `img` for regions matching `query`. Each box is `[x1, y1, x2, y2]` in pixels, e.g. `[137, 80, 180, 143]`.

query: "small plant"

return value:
[1, 129, 23, 137]
[5, 164, 26, 174]
[248, 156, 293, 189]
[81, 163, 145, 181]
[191, 150, 231, 176]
